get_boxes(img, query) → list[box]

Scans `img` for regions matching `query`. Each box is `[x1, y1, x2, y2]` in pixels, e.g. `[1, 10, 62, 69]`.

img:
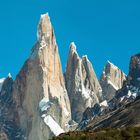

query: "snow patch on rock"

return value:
[107, 80, 119, 90]
[0, 78, 5, 91]
[43, 115, 64, 136]
[39, 98, 53, 112]
[8, 73, 12, 78]
[100, 100, 108, 107]
[82, 83, 90, 99]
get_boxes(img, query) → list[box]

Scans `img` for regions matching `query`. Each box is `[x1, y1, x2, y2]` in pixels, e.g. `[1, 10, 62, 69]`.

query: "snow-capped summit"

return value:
[8, 73, 12, 78]
[70, 42, 77, 50]
[82, 55, 90, 62]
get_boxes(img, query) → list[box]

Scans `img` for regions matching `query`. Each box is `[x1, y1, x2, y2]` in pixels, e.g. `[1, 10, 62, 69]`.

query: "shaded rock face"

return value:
[85, 97, 140, 130]
[0, 75, 13, 106]
[65, 43, 102, 123]
[0, 130, 9, 140]
[0, 75, 24, 140]
[100, 61, 126, 101]
[12, 13, 71, 140]
[78, 100, 109, 130]
[129, 53, 140, 87]
[80, 53, 140, 131]
[114, 53, 140, 105]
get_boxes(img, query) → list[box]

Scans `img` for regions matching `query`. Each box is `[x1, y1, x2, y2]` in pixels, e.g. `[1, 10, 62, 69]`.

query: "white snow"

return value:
[81, 84, 90, 99]
[107, 80, 119, 90]
[41, 13, 49, 18]
[132, 93, 137, 98]
[0, 78, 5, 91]
[63, 107, 70, 117]
[8, 73, 12, 78]
[44, 115, 64, 136]
[100, 100, 108, 107]
[82, 55, 91, 63]
[70, 42, 76, 49]
[41, 114, 47, 118]
[127, 90, 132, 97]
[39, 98, 65, 136]
[120, 96, 125, 102]
[99, 89, 102, 93]
[39, 98, 53, 112]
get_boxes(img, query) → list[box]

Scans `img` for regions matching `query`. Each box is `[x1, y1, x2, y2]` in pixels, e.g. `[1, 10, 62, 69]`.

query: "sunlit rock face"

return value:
[12, 13, 71, 140]
[100, 61, 126, 101]
[65, 42, 102, 123]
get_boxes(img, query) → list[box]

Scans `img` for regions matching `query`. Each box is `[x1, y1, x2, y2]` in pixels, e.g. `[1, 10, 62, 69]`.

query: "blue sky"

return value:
[0, 0, 140, 79]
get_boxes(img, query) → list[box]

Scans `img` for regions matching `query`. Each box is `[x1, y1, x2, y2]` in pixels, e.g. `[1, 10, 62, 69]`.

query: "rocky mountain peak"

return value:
[37, 13, 52, 41]
[65, 42, 102, 123]
[70, 42, 77, 52]
[82, 55, 89, 62]
[100, 61, 126, 101]
[12, 13, 71, 140]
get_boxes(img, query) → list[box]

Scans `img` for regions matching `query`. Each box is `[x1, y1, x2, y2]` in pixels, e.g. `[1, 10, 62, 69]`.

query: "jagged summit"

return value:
[37, 12, 54, 42]
[100, 61, 126, 100]
[106, 60, 119, 70]
[69, 42, 77, 56]
[8, 73, 12, 78]
[82, 55, 90, 63]
[12, 13, 71, 140]
[31, 12, 57, 60]
[70, 42, 77, 50]
[65, 43, 102, 123]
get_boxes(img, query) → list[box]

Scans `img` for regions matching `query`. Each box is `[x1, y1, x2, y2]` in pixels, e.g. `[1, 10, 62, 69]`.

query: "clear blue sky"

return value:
[0, 0, 140, 79]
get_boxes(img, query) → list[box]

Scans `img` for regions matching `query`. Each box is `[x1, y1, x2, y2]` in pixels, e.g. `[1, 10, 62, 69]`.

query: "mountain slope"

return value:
[12, 13, 71, 140]
[79, 52, 140, 131]
[65, 42, 102, 123]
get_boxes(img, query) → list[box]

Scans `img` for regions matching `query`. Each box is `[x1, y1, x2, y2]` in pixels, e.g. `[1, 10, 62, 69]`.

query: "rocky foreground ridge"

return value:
[0, 13, 140, 140]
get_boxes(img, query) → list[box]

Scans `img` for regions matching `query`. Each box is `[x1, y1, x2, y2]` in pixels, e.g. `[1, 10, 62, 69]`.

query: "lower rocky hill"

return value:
[85, 96, 140, 130]
[51, 126, 140, 140]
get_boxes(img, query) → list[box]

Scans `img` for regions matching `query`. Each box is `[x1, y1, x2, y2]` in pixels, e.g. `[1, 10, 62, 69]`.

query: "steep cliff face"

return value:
[114, 53, 140, 104]
[128, 53, 140, 87]
[78, 53, 140, 131]
[100, 61, 126, 101]
[0, 74, 24, 140]
[65, 42, 102, 123]
[12, 13, 71, 140]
